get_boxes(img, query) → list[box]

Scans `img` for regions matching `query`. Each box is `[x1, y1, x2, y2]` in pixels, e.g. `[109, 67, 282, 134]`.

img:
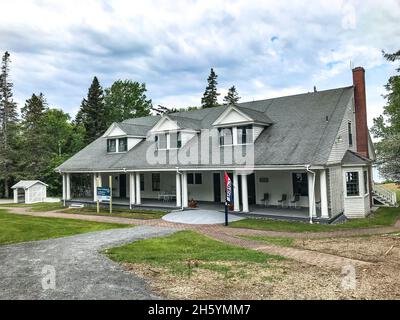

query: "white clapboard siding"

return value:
[344, 196, 369, 218]
[327, 98, 357, 164]
[328, 166, 344, 216]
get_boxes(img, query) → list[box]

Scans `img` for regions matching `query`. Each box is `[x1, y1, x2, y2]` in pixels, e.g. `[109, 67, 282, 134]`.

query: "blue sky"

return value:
[1, 0, 399, 129]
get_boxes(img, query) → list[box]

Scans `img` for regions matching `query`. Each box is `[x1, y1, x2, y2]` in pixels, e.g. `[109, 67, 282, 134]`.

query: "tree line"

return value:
[0, 53, 241, 198]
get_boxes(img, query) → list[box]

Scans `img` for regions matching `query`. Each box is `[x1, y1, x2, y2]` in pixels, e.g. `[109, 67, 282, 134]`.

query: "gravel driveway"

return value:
[0, 226, 176, 300]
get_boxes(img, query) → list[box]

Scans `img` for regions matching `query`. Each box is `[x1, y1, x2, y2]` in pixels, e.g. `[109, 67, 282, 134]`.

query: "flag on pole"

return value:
[224, 172, 233, 204]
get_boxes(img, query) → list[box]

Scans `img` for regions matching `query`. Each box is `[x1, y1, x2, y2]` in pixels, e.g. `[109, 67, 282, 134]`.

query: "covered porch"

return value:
[62, 167, 341, 223]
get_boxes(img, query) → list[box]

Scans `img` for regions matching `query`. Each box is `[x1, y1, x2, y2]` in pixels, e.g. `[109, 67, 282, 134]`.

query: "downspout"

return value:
[305, 165, 316, 224]
[176, 167, 184, 211]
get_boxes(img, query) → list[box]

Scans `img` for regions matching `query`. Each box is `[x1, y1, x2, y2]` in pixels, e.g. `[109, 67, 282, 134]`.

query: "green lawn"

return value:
[0, 202, 64, 212]
[0, 209, 129, 245]
[238, 235, 294, 247]
[106, 230, 283, 274]
[65, 206, 167, 220]
[229, 207, 400, 233]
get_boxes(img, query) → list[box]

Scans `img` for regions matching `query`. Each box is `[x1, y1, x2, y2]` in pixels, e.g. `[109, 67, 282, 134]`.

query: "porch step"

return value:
[69, 203, 85, 208]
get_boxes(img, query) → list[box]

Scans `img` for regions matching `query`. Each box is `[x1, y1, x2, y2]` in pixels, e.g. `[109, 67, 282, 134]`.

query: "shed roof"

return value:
[11, 180, 48, 189]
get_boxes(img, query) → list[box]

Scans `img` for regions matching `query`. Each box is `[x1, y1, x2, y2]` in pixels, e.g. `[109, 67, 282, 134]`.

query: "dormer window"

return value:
[107, 137, 128, 153]
[155, 134, 167, 150]
[219, 128, 233, 146]
[119, 137, 127, 152]
[237, 125, 253, 144]
[107, 139, 117, 152]
[155, 132, 182, 150]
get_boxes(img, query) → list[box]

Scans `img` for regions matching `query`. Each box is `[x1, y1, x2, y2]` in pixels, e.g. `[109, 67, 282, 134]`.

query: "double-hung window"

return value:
[292, 173, 308, 196]
[237, 125, 253, 144]
[219, 128, 233, 146]
[346, 172, 359, 196]
[152, 173, 160, 191]
[118, 138, 127, 152]
[107, 139, 116, 152]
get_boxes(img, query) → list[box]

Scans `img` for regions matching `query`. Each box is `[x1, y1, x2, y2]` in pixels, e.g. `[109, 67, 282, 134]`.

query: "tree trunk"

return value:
[4, 178, 9, 198]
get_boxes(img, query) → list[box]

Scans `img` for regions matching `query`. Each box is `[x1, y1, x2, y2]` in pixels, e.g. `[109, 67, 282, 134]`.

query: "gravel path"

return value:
[0, 226, 176, 300]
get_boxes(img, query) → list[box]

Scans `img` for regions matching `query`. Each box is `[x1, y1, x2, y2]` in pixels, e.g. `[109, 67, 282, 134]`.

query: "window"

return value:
[169, 132, 182, 149]
[195, 173, 202, 184]
[140, 174, 144, 191]
[363, 171, 368, 194]
[107, 139, 116, 152]
[219, 128, 233, 145]
[346, 171, 359, 196]
[187, 173, 202, 184]
[292, 173, 308, 196]
[348, 122, 353, 146]
[156, 134, 167, 149]
[118, 138, 127, 152]
[152, 173, 160, 191]
[237, 125, 253, 144]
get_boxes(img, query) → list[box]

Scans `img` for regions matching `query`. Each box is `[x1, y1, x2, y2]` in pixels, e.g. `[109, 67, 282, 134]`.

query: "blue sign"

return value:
[97, 187, 110, 202]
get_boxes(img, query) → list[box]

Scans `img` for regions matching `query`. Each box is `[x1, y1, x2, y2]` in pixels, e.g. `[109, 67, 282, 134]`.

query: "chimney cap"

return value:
[352, 66, 365, 72]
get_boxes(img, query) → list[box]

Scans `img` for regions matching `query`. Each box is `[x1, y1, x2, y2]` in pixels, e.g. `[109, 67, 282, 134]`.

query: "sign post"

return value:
[96, 186, 110, 214]
[224, 172, 233, 226]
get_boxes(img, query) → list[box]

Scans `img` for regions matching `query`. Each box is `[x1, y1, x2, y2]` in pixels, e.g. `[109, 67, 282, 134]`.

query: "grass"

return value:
[229, 207, 400, 233]
[0, 208, 129, 245]
[64, 206, 167, 220]
[238, 235, 294, 247]
[0, 202, 64, 211]
[106, 230, 283, 274]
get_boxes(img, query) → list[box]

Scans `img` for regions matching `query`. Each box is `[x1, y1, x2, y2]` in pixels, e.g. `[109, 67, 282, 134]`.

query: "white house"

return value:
[57, 67, 396, 222]
[12, 180, 48, 204]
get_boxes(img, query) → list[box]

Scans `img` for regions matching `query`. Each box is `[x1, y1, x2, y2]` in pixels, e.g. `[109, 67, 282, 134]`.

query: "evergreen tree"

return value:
[223, 86, 241, 106]
[19, 93, 49, 180]
[104, 80, 152, 125]
[0, 51, 19, 198]
[75, 76, 106, 144]
[201, 68, 220, 108]
[372, 49, 400, 183]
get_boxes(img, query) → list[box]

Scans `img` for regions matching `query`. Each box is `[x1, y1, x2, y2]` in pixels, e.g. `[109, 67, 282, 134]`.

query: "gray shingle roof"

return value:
[342, 150, 371, 165]
[57, 86, 355, 171]
[12, 180, 48, 189]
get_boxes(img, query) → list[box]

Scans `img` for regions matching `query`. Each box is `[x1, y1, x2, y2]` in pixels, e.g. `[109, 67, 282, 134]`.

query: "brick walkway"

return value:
[6, 206, 400, 270]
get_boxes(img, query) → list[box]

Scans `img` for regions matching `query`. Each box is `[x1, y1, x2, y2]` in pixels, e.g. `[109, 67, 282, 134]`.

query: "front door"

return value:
[119, 174, 127, 198]
[213, 173, 221, 202]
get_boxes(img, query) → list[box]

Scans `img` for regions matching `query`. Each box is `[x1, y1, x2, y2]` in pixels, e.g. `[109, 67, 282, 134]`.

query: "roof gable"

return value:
[102, 123, 127, 137]
[12, 180, 48, 189]
[149, 115, 180, 133]
[212, 106, 253, 126]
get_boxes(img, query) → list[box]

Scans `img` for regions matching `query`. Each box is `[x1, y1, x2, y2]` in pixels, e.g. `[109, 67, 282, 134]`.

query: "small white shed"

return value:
[11, 180, 48, 204]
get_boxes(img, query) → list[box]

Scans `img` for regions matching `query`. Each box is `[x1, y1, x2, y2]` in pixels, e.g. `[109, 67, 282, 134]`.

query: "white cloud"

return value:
[0, 0, 398, 123]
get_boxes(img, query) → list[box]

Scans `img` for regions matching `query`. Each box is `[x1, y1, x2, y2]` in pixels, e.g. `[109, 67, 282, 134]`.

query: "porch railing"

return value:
[373, 184, 398, 206]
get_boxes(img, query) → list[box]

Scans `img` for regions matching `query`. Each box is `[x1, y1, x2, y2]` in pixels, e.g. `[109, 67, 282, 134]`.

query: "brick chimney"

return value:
[352, 67, 369, 158]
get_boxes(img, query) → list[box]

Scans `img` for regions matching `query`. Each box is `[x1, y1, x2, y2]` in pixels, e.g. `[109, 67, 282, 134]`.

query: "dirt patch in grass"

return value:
[293, 233, 400, 263]
[121, 233, 400, 299]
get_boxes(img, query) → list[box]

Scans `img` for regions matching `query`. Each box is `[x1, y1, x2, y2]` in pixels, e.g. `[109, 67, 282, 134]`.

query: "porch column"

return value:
[233, 171, 240, 212]
[319, 169, 329, 218]
[241, 174, 249, 213]
[176, 172, 182, 208]
[62, 174, 66, 201]
[93, 173, 100, 201]
[182, 172, 188, 208]
[129, 172, 136, 208]
[135, 172, 141, 205]
[66, 173, 71, 200]
[13, 189, 18, 204]
[307, 172, 316, 218]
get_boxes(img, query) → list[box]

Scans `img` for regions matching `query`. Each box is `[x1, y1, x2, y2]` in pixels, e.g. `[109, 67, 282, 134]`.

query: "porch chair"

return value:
[260, 193, 270, 207]
[277, 194, 287, 208]
[290, 194, 300, 209]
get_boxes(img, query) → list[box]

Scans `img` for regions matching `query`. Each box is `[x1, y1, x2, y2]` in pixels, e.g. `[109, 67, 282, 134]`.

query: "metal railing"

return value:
[373, 184, 398, 206]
